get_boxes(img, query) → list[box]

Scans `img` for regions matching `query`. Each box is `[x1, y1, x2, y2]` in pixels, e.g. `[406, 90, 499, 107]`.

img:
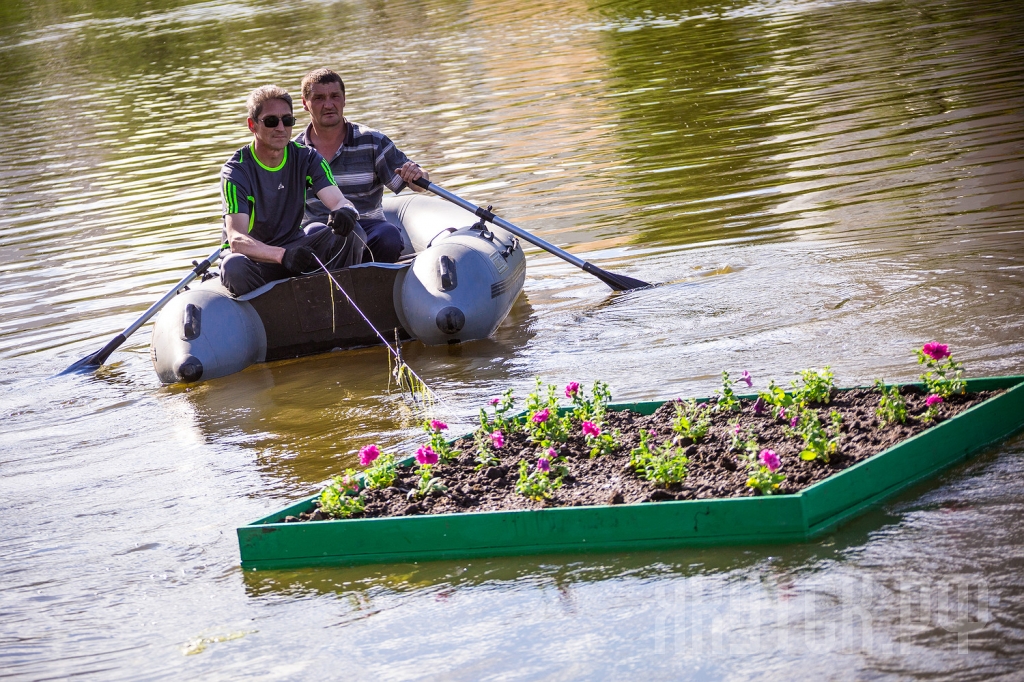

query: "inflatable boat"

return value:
[150, 193, 526, 384]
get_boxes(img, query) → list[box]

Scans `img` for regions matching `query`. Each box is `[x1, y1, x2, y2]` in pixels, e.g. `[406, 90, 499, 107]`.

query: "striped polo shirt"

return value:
[294, 121, 411, 224]
[220, 141, 336, 247]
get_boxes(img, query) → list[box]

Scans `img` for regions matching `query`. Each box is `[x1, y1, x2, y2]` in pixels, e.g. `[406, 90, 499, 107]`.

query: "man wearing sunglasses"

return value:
[219, 84, 365, 296]
[295, 68, 429, 264]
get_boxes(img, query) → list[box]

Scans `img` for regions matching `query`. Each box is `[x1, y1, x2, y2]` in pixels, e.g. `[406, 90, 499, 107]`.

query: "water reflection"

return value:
[591, 0, 1024, 252]
[173, 295, 537, 487]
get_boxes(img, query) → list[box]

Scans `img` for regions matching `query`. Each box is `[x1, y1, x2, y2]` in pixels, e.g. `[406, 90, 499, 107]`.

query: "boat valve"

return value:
[436, 306, 466, 335]
[177, 355, 204, 383]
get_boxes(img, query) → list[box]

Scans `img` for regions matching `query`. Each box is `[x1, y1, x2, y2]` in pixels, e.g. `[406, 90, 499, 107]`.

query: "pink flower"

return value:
[790, 416, 799, 428]
[532, 408, 550, 424]
[922, 343, 950, 361]
[489, 397, 501, 406]
[416, 444, 438, 465]
[565, 382, 580, 398]
[752, 397, 766, 415]
[740, 371, 753, 388]
[358, 444, 381, 466]
[733, 423, 742, 434]
[490, 430, 504, 448]
[582, 421, 600, 437]
[926, 394, 944, 407]
[759, 449, 781, 473]
[429, 419, 448, 431]
[537, 458, 551, 473]
[778, 408, 787, 420]
[547, 447, 558, 460]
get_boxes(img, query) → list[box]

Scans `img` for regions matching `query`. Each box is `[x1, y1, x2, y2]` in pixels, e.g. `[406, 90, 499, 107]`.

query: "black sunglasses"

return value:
[258, 114, 296, 128]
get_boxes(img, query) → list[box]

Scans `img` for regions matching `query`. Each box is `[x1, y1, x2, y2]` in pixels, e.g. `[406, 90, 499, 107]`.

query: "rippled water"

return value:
[2, 0, 1023, 677]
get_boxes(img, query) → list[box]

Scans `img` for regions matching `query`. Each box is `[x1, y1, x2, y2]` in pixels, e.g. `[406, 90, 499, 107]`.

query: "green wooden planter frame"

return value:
[238, 376, 1024, 570]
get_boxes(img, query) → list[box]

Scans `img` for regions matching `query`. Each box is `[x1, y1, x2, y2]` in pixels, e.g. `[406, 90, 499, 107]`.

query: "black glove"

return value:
[281, 245, 317, 274]
[328, 206, 359, 238]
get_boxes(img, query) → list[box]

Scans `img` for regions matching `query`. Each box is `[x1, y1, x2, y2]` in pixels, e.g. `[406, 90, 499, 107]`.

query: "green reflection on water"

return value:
[588, 0, 1024, 248]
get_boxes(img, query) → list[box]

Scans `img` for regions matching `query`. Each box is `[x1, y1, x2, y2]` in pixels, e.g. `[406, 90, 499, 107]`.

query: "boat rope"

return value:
[312, 254, 448, 411]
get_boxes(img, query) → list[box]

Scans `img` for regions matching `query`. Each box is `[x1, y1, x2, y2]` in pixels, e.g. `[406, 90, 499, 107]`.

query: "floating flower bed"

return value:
[298, 344, 985, 518]
[237, 346, 1024, 569]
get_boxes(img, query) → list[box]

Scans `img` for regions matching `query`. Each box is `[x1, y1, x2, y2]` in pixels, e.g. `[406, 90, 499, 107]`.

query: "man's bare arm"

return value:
[316, 185, 358, 213]
[224, 213, 285, 264]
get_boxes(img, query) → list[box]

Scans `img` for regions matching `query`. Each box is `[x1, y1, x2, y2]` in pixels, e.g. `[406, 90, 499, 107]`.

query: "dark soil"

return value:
[290, 387, 996, 521]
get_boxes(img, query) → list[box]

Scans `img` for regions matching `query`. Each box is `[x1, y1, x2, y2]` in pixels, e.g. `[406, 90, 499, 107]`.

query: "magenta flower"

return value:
[489, 397, 501, 406]
[537, 458, 551, 473]
[490, 430, 504, 448]
[416, 444, 438, 465]
[565, 382, 580, 398]
[790, 416, 799, 428]
[582, 421, 601, 437]
[759, 449, 781, 473]
[922, 342, 950, 361]
[926, 394, 944, 407]
[532, 408, 550, 424]
[358, 444, 381, 466]
[740, 371, 753, 388]
[429, 419, 448, 431]
[733, 423, 742, 435]
[752, 397, 766, 415]
[779, 408, 787, 420]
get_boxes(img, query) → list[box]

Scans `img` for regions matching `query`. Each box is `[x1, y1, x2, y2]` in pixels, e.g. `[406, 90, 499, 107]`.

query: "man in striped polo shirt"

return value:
[295, 68, 429, 264]
[219, 85, 364, 296]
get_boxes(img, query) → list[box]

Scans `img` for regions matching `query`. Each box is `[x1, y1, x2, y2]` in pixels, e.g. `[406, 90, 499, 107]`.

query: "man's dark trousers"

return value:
[359, 218, 405, 263]
[220, 224, 366, 296]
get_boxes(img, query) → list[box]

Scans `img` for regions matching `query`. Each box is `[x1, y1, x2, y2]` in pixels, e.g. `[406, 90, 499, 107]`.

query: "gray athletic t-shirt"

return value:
[220, 141, 336, 247]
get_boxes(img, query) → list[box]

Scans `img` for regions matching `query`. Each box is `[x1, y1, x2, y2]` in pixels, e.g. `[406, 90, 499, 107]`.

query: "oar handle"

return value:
[412, 177, 587, 270]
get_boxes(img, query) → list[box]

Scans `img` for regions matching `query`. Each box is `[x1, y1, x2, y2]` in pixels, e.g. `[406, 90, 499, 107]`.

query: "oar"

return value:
[411, 178, 652, 292]
[59, 245, 225, 374]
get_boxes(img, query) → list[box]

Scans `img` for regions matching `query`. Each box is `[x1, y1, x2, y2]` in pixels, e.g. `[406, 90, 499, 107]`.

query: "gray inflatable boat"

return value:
[150, 194, 526, 384]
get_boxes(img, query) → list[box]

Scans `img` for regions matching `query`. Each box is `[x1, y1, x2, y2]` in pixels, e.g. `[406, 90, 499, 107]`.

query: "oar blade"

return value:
[582, 263, 653, 292]
[59, 354, 103, 375]
[57, 335, 126, 375]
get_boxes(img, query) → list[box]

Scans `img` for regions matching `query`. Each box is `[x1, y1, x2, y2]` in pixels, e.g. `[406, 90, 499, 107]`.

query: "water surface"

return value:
[1, 0, 1023, 678]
